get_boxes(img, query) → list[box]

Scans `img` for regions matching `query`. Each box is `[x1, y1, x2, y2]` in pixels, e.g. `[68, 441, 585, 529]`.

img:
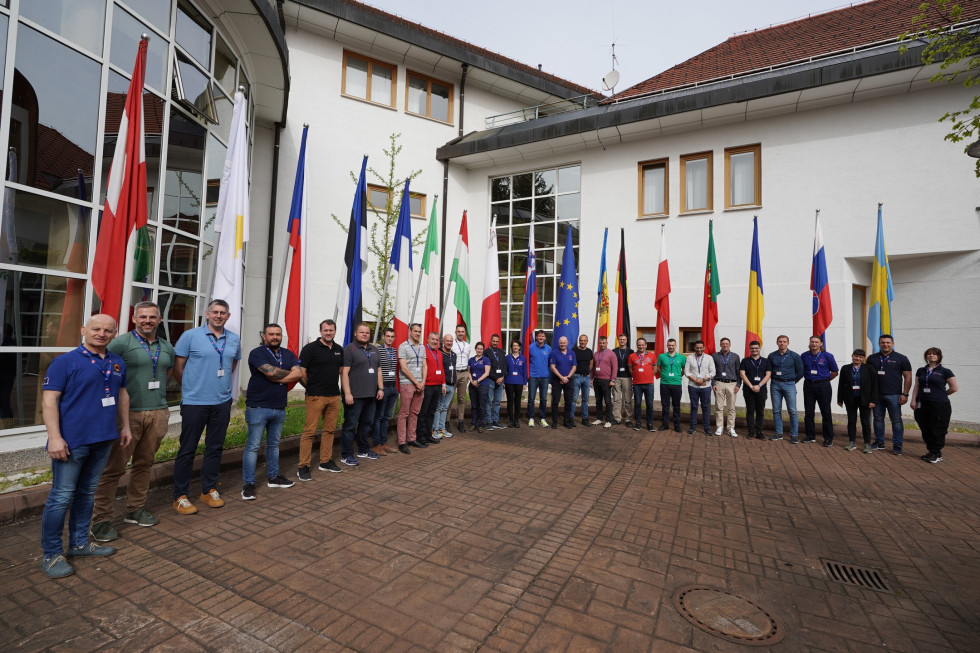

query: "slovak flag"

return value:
[520, 220, 537, 373]
[810, 212, 832, 343]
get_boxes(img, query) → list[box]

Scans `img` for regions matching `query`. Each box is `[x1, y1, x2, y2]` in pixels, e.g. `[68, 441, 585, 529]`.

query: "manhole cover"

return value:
[672, 585, 785, 646]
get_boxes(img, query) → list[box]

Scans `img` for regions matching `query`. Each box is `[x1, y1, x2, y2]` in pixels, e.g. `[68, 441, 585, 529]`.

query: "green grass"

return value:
[0, 469, 52, 493]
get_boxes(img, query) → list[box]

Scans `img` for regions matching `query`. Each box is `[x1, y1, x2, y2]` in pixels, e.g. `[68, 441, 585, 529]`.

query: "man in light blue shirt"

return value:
[171, 300, 242, 515]
[526, 330, 552, 427]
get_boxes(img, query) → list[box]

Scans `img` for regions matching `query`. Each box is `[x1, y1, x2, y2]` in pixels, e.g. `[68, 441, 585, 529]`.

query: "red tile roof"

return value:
[612, 0, 980, 102]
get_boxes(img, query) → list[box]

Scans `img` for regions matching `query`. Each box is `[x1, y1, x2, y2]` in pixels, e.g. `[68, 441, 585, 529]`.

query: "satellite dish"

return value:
[601, 69, 620, 91]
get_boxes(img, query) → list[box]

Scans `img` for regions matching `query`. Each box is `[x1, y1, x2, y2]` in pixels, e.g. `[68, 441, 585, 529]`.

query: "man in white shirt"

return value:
[685, 340, 715, 435]
[450, 325, 471, 433]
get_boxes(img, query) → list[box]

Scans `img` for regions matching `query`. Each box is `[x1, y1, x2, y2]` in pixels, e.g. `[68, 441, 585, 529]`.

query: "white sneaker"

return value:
[528, 419, 535, 427]
[604, 422, 612, 428]
[728, 428, 738, 438]
[714, 427, 724, 436]
[539, 418, 549, 427]
[442, 429, 453, 438]
[591, 419, 603, 425]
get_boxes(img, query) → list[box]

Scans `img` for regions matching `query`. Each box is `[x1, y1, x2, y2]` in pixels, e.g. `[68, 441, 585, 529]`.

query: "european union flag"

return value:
[553, 226, 579, 346]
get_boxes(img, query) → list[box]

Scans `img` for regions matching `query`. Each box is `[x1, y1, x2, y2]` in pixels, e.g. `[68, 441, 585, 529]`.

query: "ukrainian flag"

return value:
[744, 216, 764, 357]
[867, 205, 894, 352]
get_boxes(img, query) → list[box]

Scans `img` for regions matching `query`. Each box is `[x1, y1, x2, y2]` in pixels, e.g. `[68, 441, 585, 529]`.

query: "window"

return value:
[407, 71, 453, 123]
[637, 327, 657, 350]
[638, 159, 668, 217]
[679, 328, 702, 354]
[409, 193, 426, 219]
[680, 152, 712, 213]
[725, 144, 761, 208]
[342, 51, 396, 107]
[367, 184, 426, 219]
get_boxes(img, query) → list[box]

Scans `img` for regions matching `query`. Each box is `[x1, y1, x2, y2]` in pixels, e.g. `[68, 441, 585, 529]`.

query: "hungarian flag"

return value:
[810, 212, 832, 344]
[615, 228, 631, 347]
[653, 225, 671, 375]
[520, 220, 537, 371]
[284, 125, 309, 357]
[391, 180, 413, 345]
[449, 211, 471, 331]
[480, 215, 501, 344]
[418, 198, 440, 340]
[745, 217, 765, 356]
[335, 156, 368, 345]
[596, 228, 610, 339]
[700, 220, 720, 355]
[92, 37, 148, 323]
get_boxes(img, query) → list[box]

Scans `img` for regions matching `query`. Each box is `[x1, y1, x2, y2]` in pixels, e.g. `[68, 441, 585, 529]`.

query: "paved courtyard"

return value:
[1, 423, 978, 652]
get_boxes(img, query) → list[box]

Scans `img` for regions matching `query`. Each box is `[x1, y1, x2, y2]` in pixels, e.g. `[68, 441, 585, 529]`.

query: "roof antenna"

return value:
[601, 43, 620, 95]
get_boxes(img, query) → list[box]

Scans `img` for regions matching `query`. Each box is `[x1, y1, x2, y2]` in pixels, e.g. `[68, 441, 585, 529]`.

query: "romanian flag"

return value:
[744, 217, 765, 357]
[701, 220, 720, 355]
[867, 205, 893, 352]
[596, 228, 610, 340]
[615, 228, 631, 347]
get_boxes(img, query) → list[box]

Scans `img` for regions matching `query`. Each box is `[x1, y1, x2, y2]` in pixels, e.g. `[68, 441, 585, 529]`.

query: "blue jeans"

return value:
[770, 381, 799, 437]
[527, 376, 549, 419]
[572, 375, 591, 421]
[873, 394, 904, 450]
[632, 383, 655, 427]
[689, 386, 712, 430]
[485, 382, 504, 424]
[41, 440, 114, 557]
[373, 386, 399, 445]
[434, 384, 455, 432]
[341, 397, 376, 458]
[243, 407, 286, 484]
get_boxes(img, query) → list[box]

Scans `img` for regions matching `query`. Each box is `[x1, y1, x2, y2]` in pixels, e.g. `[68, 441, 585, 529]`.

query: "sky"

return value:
[362, 0, 860, 94]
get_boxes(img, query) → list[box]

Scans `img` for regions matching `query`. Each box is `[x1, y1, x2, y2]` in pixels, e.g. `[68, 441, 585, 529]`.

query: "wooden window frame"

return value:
[680, 152, 713, 214]
[367, 184, 426, 219]
[406, 70, 454, 124]
[341, 50, 397, 108]
[678, 327, 702, 355]
[638, 159, 668, 218]
[724, 143, 762, 209]
[409, 192, 426, 219]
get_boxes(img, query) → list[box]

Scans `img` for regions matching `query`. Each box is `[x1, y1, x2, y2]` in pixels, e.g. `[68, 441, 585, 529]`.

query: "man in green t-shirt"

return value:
[91, 302, 175, 542]
[657, 338, 684, 431]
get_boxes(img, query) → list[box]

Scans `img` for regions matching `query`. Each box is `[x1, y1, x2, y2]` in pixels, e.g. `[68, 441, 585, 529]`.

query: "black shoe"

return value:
[427, 436, 441, 444]
[823, 441, 833, 448]
[409, 440, 427, 448]
[582, 419, 591, 427]
[551, 423, 558, 429]
[458, 421, 466, 433]
[803, 438, 816, 443]
[318, 460, 343, 473]
[633, 425, 640, 431]
[399, 444, 411, 454]
[565, 421, 574, 429]
[920, 453, 931, 460]
[625, 421, 634, 428]
[648, 425, 656, 432]
[660, 424, 669, 432]
[297, 466, 312, 482]
[241, 483, 256, 500]
[756, 434, 766, 440]
[688, 428, 696, 434]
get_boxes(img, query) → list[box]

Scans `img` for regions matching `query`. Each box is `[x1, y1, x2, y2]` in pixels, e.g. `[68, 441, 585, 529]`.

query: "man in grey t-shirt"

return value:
[397, 324, 427, 449]
[339, 323, 384, 466]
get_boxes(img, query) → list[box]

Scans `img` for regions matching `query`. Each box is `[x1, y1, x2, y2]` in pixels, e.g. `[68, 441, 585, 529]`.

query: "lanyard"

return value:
[361, 346, 372, 365]
[720, 353, 731, 372]
[408, 342, 422, 369]
[132, 330, 161, 380]
[383, 346, 396, 363]
[266, 346, 283, 367]
[426, 345, 440, 364]
[617, 349, 627, 364]
[852, 364, 861, 378]
[925, 366, 937, 384]
[207, 331, 226, 370]
[808, 352, 823, 373]
[695, 354, 703, 374]
[82, 348, 113, 397]
[455, 341, 466, 358]
[749, 358, 763, 377]
[664, 354, 680, 373]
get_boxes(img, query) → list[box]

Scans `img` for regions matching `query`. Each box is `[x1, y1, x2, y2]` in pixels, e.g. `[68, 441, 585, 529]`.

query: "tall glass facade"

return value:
[0, 1, 252, 433]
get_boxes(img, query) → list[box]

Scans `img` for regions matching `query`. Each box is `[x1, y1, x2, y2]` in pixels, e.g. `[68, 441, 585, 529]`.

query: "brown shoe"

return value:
[384, 444, 398, 454]
[373, 444, 388, 456]
[200, 489, 225, 508]
[174, 495, 198, 515]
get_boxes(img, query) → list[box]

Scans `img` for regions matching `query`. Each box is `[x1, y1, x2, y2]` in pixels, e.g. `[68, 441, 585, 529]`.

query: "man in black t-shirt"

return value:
[866, 334, 913, 454]
[484, 334, 507, 429]
[297, 320, 345, 481]
[572, 335, 594, 426]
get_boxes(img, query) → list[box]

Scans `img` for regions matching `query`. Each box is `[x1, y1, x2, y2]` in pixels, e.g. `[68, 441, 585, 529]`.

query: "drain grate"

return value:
[822, 559, 891, 592]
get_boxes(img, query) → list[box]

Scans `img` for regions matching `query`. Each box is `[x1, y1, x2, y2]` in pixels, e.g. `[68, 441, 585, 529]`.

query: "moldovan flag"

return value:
[701, 220, 720, 355]
[335, 156, 368, 346]
[284, 125, 309, 357]
[92, 37, 148, 323]
[391, 180, 413, 346]
[596, 228, 610, 339]
[418, 199, 440, 339]
[653, 225, 671, 375]
[615, 228, 631, 347]
[481, 215, 501, 344]
[520, 220, 537, 369]
[867, 205, 894, 352]
[449, 211, 471, 331]
[745, 216, 765, 356]
[211, 89, 250, 338]
[810, 212, 832, 344]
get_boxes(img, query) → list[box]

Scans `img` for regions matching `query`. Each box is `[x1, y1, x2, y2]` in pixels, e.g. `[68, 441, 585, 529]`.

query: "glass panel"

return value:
[0, 351, 63, 429]
[491, 177, 510, 202]
[132, 224, 156, 285]
[509, 252, 526, 275]
[498, 276, 508, 304]
[163, 110, 206, 234]
[1, 189, 90, 273]
[408, 76, 426, 115]
[538, 303, 554, 331]
[533, 196, 555, 222]
[110, 8, 169, 93]
[157, 290, 197, 345]
[0, 270, 85, 348]
[158, 228, 198, 290]
[214, 33, 237, 94]
[372, 64, 393, 104]
[512, 199, 532, 225]
[558, 166, 580, 193]
[430, 81, 450, 122]
[212, 89, 232, 143]
[0, 15, 7, 107]
[10, 26, 100, 197]
[22, 0, 105, 55]
[557, 194, 580, 221]
[556, 223, 580, 249]
[535, 220, 556, 249]
[174, 52, 217, 123]
[367, 187, 388, 212]
[176, 0, 212, 69]
[409, 194, 423, 217]
[512, 173, 533, 199]
[121, 0, 172, 33]
[200, 240, 214, 297]
[730, 151, 755, 205]
[511, 225, 528, 253]
[643, 165, 665, 214]
[345, 56, 367, 99]
[508, 277, 525, 303]
[534, 170, 555, 196]
[495, 225, 509, 250]
[536, 249, 556, 275]
[685, 158, 708, 210]
[539, 278, 555, 303]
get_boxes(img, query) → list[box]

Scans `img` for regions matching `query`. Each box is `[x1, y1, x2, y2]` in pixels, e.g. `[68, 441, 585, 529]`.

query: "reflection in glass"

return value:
[133, 225, 156, 288]
[159, 229, 198, 290]
[430, 82, 450, 122]
[0, 15, 8, 109]
[163, 110, 206, 234]
[10, 26, 100, 196]
[492, 202, 509, 226]
[22, 0, 105, 55]
[534, 170, 556, 196]
[540, 278, 555, 303]
[408, 76, 426, 115]
[122, 0, 173, 34]
[110, 8, 169, 92]
[491, 177, 510, 202]
[3, 189, 90, 274]
[512, 173, 532, 198]
[534, 196, 555, 222]
[495, 225, 509, 251]
[0, 352, 59, 429]
[213, 89, 233, 143]
[373, 66, 393, 104]
[558, 166, 581, 193]
[512, 199, 532, 224]
[174, 52, 218, 123]
[200, 240, 214, 298]
[557, 194, 580, 221]
[345, 56, 368, 99]
[158, 291, 197, 345]
[498, 277, 508, 304]
[214, 33, 237, 94]
[176, 0, 212, 69]
[0, 270, 85, 348]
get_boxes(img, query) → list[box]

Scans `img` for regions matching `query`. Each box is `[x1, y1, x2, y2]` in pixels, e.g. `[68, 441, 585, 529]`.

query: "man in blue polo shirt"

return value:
[242, 324, 303, 500]
[172, 299, 242, 515]
[40, 314, 132, 578]
[801, 336, 839, 446]
[549, 336, 577, 429]
[526, 330, 551, 427]
[867, 334, 913, 455]
[768, 335, 804, 443]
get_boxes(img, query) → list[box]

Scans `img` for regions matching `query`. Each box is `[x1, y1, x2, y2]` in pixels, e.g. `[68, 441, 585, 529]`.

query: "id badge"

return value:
[810, 370, 817, 375]
[102, 397, 116, 407]
[852, 385, 860, 390]
[753, 376, 760, 382]
[637, 367, 644, 372]
[619, 367, 625, 372]
[217, 369, 224, 377]
[388, 371, 395, 377]
[436, 370, 442, 375]
[512, 371, 519, 376]
[923, 388, 931, 394]
[668, 372, 674, 377]
[721, 372, 727, 377]
[368, 368, 375, 374]
[496, 369, 502, 374]
[776, 371, 783, 376]
[147, 381, 160, 390]
[877, 370, 885, 376]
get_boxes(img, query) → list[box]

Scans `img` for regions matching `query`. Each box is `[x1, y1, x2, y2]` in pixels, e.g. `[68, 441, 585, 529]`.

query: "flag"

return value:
[867, 205, 893, 352]
[211, 89, 249, 339]
[449, 211, 471, 331]
[481, 215, 501, 345]
[554, 226, 579, 346]
[701, 220, 720, 355]
[91, 37, 148, 323]
[335, 156, 368, 346]
[284, 125, 309, 357]
[653, 225, 671, 376]
[0, 150, 18, 336]
[418, 198, 440, 339]
[745, 217, 765, 356]
[615, 228, 631, 347]
[57, 170, 89, 346]
[810, 212, 832, 343]
[520, 220, 537, 373]
[391, 179, 414, 345]
[596, 228, 610, 339]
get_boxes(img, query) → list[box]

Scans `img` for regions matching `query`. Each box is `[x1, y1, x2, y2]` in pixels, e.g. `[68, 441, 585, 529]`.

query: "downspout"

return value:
[264, 122, 283, 322]
[440, 62, 468, 306]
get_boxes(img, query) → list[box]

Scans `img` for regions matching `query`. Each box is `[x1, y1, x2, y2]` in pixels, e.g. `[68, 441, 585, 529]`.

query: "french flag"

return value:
[810, 212, 832, 343]
[391, 179, 413, 346]
[520, 220, 537, 376]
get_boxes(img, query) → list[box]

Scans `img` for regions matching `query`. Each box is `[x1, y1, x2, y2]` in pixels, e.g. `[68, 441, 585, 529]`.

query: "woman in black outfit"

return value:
[911, 347, 958, 464]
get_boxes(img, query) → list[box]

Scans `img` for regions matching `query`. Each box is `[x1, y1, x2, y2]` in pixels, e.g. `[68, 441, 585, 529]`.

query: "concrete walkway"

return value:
[1, 423, 978, 651]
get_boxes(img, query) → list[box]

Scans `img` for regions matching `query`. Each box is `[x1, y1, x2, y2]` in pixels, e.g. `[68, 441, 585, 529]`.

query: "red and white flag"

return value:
[480, 215, 501, 344]
[653, 225, 671, 375]
[92, 37, 148, 323]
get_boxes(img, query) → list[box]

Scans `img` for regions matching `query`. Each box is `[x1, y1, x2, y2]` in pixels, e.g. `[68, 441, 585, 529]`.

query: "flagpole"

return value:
[299, 136, 310, 350]
[272, 237, 291, 323]
[410, 194, 436, 324]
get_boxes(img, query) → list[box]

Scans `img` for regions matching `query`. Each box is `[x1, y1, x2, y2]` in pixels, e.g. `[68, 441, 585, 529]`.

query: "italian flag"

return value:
[480, 215, 501, 344]
[449, 211, 471, 331]
[419, 199, 440, 339]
